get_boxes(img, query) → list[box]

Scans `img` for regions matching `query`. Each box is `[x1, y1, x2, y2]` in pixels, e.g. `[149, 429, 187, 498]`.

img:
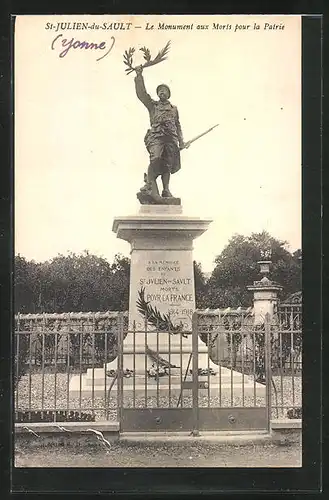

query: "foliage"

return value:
[14, 332, 30, 389]
[271, 311, 302, 372]
[205, 231, 302, 308]
[123, 41, 171, 75]
[123, 47, 135, 72]
[14, 231, 301, 375]
[194, 260, 208, 309]
[15, 410, 95, 423]
[197, 310, 302, 384]
[287, 408, 302, 419]
[15, 232, 301, 315]
[14, 252, 130, 313]
[14, 252, 130, 372]
[14, 256, 43, 313]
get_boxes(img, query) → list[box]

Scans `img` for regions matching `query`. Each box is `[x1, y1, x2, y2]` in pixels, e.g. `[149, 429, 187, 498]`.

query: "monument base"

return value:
[69, 328, 266, 401]
[69, 369, 266, 400]
[137, 191, 181, 205]
[69, 202, 266, 411]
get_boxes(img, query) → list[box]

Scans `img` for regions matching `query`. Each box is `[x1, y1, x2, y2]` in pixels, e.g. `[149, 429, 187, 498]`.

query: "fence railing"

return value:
[14, 312, 128, 423]
[272, 303, 302, 418]
[14, 308, 302, 424]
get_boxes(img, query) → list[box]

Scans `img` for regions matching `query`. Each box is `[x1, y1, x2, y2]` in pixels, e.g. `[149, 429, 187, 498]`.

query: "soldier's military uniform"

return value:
[134, 73, 184, 179]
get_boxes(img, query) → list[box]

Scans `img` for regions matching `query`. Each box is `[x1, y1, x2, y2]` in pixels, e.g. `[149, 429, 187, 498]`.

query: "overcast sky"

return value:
[15, 14, 301, 272]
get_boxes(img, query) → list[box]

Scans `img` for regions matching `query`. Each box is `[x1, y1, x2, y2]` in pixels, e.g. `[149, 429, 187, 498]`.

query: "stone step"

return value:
[86, 365, 251, 379]
[69, 373, 266, 399]
[84, 368, 253, 386]
[103, 352, 224, 374]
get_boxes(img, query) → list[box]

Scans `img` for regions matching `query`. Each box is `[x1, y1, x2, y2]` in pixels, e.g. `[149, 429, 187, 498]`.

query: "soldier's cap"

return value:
[156, 84, 171, 98]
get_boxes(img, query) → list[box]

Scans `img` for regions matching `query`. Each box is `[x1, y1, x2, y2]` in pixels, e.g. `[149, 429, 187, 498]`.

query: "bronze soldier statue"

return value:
[134, 65, 189, 200]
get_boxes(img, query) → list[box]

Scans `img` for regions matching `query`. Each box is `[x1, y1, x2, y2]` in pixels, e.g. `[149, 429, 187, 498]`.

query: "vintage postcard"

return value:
[13, 14, 306, 476]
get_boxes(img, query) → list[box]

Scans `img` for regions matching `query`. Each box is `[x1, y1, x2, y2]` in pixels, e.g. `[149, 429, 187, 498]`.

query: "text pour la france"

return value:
[146, 293, 193, 303]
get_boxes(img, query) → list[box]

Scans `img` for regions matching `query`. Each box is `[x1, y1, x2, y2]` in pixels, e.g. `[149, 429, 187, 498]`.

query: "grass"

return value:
[14, 441, 302, 468]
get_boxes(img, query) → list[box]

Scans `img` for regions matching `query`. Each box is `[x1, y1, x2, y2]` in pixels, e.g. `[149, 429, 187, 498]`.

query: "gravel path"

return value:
[16, 372, 301, 421]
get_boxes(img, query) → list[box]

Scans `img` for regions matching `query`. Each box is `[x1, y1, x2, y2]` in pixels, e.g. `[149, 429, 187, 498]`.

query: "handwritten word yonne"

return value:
[51, 34, 115, 61]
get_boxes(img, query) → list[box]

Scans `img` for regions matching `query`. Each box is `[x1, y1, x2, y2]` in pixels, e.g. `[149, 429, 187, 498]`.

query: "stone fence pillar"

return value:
[247, 259, 283, 324]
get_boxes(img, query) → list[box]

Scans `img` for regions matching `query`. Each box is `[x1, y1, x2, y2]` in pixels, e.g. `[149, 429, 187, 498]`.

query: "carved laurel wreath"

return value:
[136, 286, 185, 336]
[146, 345, 178, 369]
[123, 41, 171, 75]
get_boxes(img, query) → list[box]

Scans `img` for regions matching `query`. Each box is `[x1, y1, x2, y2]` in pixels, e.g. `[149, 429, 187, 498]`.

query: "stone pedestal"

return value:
[114, 204, 211, 329]
[69, 205, 265, 401]
[109, 204, 213, 375]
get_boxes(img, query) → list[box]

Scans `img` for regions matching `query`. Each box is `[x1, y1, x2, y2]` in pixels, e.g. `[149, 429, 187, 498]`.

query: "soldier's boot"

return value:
[162, 189, 173, 198]
[161, 171, 173, 197]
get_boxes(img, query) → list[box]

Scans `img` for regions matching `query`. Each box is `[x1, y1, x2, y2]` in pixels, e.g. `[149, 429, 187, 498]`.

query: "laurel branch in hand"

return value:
[123, 47, 136, 72]
[123, 41, 171, 75]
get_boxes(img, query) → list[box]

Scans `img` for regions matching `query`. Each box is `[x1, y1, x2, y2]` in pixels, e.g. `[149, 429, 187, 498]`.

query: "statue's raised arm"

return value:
[134, 66, 153, 111]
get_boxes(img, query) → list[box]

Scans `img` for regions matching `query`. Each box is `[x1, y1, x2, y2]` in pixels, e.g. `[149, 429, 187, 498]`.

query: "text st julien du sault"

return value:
[46, 20, 285, 33]
[48, 20, 284, 59]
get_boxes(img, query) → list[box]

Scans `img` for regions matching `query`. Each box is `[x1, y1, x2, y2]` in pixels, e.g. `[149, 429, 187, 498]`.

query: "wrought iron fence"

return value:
[14, 306, 302, 426]
[14, 312, 128, 423]
[195, 307, 302, 420]
[271, 303, 302, 418]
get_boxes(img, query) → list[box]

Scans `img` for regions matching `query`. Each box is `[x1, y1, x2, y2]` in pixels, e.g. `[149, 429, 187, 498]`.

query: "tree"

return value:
[193, 260, 208, 309]
[14, 255, 43, 313]
[206, 231, 301, 308]
[14, 252, 131, 313]
[107, 254, 130, 311]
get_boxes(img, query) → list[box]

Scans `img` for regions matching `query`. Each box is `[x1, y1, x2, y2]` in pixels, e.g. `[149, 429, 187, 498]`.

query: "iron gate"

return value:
[14, 309, 300, 427]
[117, 311, 272, 433]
